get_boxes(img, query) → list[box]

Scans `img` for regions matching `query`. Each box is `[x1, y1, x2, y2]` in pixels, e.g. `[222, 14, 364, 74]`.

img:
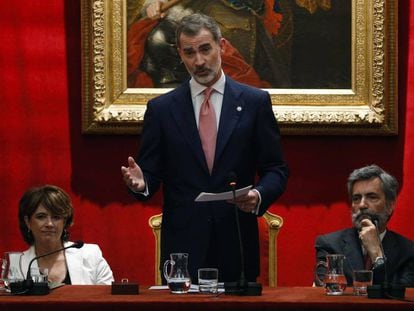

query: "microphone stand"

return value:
[10, 241, 84, 295]
[367, 221, 405, 299]
[224, 177, 262, 296]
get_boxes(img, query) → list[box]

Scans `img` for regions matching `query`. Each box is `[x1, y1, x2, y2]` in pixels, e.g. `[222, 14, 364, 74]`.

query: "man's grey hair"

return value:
[347, 164, 399, 209]
[176, 13, 222, 48]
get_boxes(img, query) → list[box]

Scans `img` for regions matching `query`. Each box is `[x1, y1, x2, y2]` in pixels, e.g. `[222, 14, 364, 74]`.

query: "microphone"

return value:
[224, 172, 262, 296]
[365, 217, 405, 299]
[369, 215, 380, 229]
[10, 240, 84, 295]
[228, 172, 237, 194]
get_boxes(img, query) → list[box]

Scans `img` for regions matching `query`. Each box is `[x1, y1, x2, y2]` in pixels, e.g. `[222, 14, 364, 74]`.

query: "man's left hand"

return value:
[228, 190, 259, 214]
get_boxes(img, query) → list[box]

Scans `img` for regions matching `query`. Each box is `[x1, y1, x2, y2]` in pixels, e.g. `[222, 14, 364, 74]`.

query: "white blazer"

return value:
[19, 241, 114, 285]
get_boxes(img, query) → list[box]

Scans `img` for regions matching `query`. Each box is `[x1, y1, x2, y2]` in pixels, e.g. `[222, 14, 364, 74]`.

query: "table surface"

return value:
[1, 286, 414, 311]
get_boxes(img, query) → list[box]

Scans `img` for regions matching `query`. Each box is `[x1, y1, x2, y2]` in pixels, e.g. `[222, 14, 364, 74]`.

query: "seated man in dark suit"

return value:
[315, 164, 414, 287]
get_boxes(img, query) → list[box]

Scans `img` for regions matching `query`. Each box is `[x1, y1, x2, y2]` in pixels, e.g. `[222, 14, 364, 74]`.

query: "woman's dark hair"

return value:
[18, 185, 74, 245]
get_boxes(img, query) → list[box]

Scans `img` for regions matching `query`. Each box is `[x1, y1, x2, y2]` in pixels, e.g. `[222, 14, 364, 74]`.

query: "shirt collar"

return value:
[190, 70, 226, 97]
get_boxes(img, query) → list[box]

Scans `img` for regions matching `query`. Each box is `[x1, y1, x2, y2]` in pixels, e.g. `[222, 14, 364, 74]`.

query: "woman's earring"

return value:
[62, 229, 70, 241]
[26, 228, 33, 239]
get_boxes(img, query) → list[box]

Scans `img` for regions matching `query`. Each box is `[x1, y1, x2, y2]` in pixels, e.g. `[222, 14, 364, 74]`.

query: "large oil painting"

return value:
[81, 0, 398, 135]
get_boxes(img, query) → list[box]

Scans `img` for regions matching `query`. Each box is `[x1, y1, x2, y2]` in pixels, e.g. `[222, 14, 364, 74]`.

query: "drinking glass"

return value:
[2, 252, 24, 291]
[0, 259, 7, 292]
[198, 268, 218, 294]
[30, 267, 49, 283]
[353, 270, 373, 296]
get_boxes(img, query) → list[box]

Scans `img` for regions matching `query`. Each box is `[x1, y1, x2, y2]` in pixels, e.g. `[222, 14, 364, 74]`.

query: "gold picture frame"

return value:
[81, 0, 397, 135]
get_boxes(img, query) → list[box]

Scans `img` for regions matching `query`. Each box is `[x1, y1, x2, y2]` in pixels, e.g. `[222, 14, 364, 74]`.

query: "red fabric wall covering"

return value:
[0, 0, 412, 286]
[396, 0, 414, 237]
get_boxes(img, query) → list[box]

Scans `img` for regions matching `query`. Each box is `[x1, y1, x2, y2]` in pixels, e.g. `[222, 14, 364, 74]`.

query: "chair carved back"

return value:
[148, 210, 283, 287]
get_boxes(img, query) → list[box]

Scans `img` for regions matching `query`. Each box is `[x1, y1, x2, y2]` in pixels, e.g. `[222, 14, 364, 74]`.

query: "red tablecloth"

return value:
[1, 286, 413, 311]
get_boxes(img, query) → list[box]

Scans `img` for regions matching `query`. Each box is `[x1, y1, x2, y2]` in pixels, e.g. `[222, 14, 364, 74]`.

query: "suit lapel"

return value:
[169, 78, 245, 173]
[381, 231, 399, 274]
[65, 247, 84, 284]
[215, 78, 244, 164]
[342, 229, 365, 271]
[169, 83, 207, 171]
[21, 246, 37, 273]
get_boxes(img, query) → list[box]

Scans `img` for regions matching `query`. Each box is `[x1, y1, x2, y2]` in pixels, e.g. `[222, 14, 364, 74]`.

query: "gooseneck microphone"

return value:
[224, 172, 262, 296]
[10, 240, 84, 295]
[366, 217, 405, 299]
[229, 173, 247, 288]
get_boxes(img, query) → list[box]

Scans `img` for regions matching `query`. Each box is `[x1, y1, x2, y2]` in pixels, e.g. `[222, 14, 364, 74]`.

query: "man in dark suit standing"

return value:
[121, 13, 288, 283]
[315, 165, 414, 287]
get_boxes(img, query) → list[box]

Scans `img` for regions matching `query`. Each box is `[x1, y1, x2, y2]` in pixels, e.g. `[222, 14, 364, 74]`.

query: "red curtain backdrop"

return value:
[0, 0, 412, 286]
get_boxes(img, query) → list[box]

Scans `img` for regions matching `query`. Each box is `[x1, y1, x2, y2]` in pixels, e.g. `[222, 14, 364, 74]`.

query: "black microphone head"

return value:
[356, 213, 379, 227]
[73, 240, 84, 249]
[369, 215, 380, 227]
[228, 172, 237, 187]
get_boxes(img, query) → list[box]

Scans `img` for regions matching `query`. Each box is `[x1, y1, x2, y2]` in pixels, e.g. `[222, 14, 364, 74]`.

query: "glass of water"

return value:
[2, 252, 24, 291]
[198, 268, 218, 294]
[353, 270, 373, 296]
[0, 259, 7, 292]
[30, 267, 49, 283]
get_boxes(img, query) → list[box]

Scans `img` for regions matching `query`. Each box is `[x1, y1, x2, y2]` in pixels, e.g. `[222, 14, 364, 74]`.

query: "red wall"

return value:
[0, 0, 413, 286]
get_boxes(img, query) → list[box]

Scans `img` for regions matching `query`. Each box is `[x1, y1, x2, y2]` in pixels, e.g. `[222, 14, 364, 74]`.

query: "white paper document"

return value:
[195, 185, 252, 202]
[149, 284, 225, 293]
[149, 285, 200, 293]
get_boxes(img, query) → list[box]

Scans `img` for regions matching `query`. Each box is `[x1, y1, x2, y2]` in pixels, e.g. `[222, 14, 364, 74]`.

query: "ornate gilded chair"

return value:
[148, 210, 283, 287]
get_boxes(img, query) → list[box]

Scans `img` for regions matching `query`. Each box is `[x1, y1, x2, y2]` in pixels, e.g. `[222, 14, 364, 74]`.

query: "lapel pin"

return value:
[236, 106, 242, 112]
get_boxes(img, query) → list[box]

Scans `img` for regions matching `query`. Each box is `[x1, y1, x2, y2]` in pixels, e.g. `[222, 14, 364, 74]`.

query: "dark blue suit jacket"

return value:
[133, 76, 288, 282]
[315, 228, 414, 287]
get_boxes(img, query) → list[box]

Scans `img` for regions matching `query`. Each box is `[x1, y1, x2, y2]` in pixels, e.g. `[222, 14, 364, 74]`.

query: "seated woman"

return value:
[17, 185, 114, 285]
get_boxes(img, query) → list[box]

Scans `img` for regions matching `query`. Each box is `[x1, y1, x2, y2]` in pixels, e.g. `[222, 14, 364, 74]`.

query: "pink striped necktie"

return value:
[199, 87, 217, 174]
